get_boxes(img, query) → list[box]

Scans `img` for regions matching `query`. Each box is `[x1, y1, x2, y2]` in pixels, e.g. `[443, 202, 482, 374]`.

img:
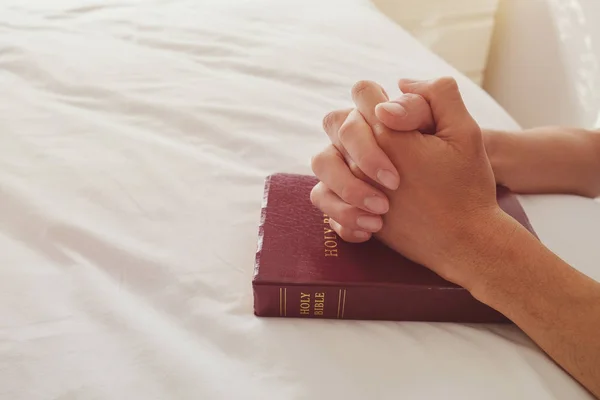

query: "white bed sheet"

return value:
[1, 1, 599, 399]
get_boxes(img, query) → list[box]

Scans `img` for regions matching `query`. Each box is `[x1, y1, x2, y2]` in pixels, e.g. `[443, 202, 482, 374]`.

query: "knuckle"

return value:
[338, 207, 357, 224]
[322, 111, 337, 133]
[310, 151, 327, 175]
[348, 161, 367, 180]
[337, 119, 355, 143]
[339, 183, 354, 204]
[339, 181, 367, 208]
[371, 121, 387, 136]
[433, 76, 459, 93]
[405, 93, 426, 106]
[351, 80, 375, 98]
[465, 125, 484, 146]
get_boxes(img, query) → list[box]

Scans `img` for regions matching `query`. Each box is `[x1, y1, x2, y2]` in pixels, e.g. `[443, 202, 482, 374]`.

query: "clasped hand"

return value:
[310, 78, 511, 287]
[310, 78, 600, 398]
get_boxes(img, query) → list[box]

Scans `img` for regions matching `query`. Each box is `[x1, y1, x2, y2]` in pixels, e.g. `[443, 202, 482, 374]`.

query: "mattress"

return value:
[1, 1, 599, 399]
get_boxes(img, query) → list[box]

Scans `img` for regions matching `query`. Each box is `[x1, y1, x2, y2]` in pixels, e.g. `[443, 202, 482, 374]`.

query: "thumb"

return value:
[399, 77, 478, 140]
[375, 93, 435, 134]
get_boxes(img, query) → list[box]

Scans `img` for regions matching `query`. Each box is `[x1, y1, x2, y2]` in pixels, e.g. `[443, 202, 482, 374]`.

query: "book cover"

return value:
[252, 173, 537, 322]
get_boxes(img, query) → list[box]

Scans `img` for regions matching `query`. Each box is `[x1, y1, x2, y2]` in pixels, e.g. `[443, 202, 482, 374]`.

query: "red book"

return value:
[252, 173, 537, 322]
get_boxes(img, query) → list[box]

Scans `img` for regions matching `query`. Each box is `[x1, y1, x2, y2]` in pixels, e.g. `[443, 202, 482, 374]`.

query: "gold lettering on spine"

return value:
[323, 214, 339, 257]
[314, 292, 325, 316]
[299, 292, 310, 316]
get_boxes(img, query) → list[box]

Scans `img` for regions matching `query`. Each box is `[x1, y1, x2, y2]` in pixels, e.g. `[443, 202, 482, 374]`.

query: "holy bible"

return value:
[252, 173, 537, 322]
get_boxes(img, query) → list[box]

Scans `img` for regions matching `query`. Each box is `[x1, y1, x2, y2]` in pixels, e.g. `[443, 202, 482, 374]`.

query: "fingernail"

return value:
[378, 102, 407, 117]
[357, 216, 382, 231]
[377, 169, 400, 190]
[364, 196, 388, 214]
[354, 231, 370, 239]
[329, 218, 341, 230]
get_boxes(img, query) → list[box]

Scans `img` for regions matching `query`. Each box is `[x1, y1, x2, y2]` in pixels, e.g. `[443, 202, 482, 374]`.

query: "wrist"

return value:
[484, 126, 600, 198]
[482, 128, 513, 187]
[444, 207, 521, 294]
[465, 210, 600, 323]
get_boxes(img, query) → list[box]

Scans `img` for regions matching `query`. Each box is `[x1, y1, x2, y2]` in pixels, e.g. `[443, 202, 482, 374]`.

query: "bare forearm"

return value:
[466, 213, 600, 398]
[484, 127, 600, 198]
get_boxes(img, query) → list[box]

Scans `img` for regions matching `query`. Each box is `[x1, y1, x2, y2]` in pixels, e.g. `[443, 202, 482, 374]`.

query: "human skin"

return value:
[310, 78, 600, 397]
[311, 83, 600, 243]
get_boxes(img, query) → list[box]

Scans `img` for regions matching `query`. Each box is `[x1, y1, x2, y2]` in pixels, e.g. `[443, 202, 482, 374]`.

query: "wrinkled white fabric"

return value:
[0, 1, 599, 399]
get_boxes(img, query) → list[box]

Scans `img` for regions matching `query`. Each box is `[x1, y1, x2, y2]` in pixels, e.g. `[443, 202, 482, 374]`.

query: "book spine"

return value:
[253, 283, 508, 323]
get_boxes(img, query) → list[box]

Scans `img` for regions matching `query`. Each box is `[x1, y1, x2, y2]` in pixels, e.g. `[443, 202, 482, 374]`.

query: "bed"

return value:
[1, 1, 599, 399]
[484, 0, 600, 129]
